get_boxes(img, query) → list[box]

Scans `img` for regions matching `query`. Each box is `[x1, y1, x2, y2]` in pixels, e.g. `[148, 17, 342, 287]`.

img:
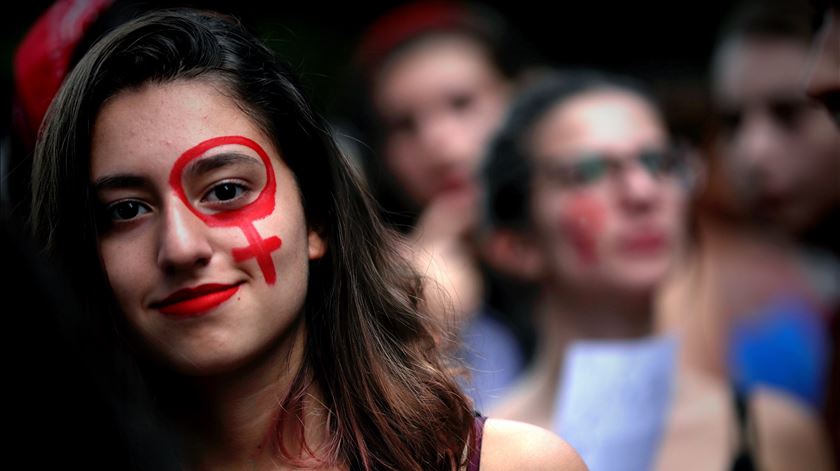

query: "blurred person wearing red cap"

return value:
[5, 0, 158, 224]
[351, 0, 545, 409]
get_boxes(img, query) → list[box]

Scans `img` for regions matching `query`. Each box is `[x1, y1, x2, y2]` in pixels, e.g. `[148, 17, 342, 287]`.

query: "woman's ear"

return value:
[307, 229, 327, 260]
[480, 227, 543, 281]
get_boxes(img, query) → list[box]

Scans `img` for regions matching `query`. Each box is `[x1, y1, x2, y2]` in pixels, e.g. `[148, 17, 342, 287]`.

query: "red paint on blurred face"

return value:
[528, 90, 688, 294]
[560, 195, 606, 266]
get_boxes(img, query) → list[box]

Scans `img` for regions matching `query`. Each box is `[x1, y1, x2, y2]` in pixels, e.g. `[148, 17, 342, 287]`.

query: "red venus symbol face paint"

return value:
[169, 135, 282, 284]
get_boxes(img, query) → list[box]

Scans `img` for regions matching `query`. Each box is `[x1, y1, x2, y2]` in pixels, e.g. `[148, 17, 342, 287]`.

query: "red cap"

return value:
[356, 1, 471, 76]
[13, 0, 114, 149]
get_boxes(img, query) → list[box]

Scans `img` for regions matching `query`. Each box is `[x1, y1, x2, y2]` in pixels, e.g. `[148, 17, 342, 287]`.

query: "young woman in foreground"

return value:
[29, 9, 584, 471]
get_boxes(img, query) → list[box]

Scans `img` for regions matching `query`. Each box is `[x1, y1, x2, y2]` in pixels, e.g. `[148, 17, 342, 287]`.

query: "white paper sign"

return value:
[553, 335, 678, 471]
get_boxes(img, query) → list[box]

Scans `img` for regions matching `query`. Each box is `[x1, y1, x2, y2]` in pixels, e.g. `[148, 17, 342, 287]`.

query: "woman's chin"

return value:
[147, 342, 256, 378]
[606, 262, 673, 298]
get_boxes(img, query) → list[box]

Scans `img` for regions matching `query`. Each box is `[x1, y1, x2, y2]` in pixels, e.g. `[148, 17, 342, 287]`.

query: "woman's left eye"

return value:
[203, 182, 247, 203]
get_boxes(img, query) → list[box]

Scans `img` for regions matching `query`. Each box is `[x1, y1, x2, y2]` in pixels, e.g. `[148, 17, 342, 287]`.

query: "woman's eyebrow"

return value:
[185, 152, 262, 178]
[92, 174, 148, 193]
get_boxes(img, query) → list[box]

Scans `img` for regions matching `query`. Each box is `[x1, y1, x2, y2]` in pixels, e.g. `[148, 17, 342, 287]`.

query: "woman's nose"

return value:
[156, 200, 213, 273]
[418, 114, 476, 167]
[733, 113, 780, 179]
[616, 160, 660, 212]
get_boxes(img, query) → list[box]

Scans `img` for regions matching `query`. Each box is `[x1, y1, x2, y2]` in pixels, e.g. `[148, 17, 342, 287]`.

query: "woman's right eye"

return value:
[107, 200, 151, 221]
[449, 92, 475, 112]
[388, 114, 416, 135]
[570, 157, 609, 186]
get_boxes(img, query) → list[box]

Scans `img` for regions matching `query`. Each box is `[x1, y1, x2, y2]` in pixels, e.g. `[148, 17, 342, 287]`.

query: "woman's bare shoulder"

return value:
[486, 368, 554, 428]
[751, 387, 835, 471]
[479, 418, 587, 471]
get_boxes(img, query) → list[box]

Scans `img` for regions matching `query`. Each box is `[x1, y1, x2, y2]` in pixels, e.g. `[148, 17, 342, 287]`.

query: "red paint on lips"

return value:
[618, 232, 667, 254]
[152, 284, 240, 317]
[438, 174, 471, 194]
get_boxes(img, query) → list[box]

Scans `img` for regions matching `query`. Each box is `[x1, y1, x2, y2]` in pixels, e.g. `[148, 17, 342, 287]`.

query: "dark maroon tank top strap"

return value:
[467, 413, 487, 471]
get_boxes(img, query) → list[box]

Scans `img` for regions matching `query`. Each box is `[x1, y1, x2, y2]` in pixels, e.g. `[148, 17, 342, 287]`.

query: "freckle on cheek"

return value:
[559, 196, 606, 266]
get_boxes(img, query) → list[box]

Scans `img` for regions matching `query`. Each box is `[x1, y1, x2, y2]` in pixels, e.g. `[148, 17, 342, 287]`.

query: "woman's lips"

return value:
[618, 232, 667, 255]
[439, 176, 469, 193]
[151, 283, 240, 317]
[436, 171, 473, 195]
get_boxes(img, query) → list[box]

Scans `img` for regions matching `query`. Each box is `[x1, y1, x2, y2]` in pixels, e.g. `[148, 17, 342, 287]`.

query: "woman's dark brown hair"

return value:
[30, 9, 473, 470]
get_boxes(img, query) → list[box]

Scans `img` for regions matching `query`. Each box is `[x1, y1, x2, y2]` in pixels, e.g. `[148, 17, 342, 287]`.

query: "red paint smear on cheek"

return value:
[169, 136, 282, 284]
[560, 195, 606, 267]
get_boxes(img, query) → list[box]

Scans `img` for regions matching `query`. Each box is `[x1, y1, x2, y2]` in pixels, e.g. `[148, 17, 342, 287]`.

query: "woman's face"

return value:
[374, 34, 510, 207]
[90, 80, 325, 375]
[714, 37, 840, 232]
[527, 90, 688, 296]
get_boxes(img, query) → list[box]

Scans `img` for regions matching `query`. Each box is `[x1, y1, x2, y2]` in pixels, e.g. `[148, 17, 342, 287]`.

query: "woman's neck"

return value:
[529, 283, 656, 376]
[541, 284, 655, 342]
[168, 323, 330, 470]
[519, 285, 658, 425]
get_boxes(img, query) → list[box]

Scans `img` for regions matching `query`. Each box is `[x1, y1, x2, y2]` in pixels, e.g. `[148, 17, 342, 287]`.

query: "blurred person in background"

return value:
[712, 0, 840, 243]
[807, 0, 840, 128]
[351, 0, 545, 408]
[482, 70, 833, 471]
[805, 0, 840, 458]
[657, 1, 839, 463]
[7, 0, 171, 225]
